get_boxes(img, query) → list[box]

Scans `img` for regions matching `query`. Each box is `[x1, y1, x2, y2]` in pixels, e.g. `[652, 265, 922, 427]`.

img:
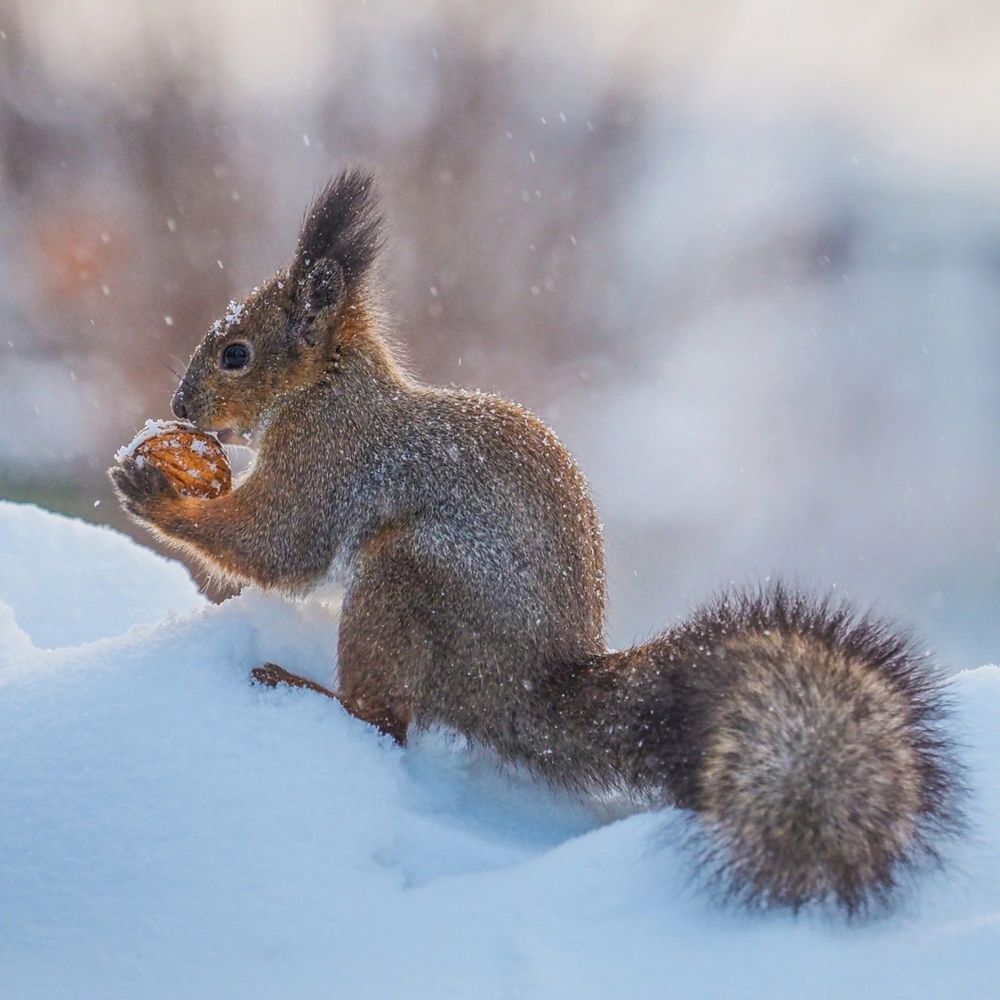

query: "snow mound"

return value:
[0, 501, 204, 649]
[0, 502, 997, 999]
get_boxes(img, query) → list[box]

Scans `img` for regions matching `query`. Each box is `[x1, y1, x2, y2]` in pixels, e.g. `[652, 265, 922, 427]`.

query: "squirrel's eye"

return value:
[221, 343, 251, 371]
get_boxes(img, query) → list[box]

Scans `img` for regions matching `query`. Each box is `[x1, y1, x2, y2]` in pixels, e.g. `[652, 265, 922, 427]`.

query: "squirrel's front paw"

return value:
[109, 457, 178, 520]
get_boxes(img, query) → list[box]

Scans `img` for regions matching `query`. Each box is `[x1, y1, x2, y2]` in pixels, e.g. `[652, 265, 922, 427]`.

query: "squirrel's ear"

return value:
[289, 258, 345, 347]
[296, 169, 382, 290]
[303, 258, 345, 317]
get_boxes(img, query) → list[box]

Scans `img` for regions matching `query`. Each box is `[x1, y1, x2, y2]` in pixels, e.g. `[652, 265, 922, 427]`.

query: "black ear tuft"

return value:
[297, 169, 382, 286]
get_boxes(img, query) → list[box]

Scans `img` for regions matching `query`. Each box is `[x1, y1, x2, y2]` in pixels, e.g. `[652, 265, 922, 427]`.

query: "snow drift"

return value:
[0, 501, 997, 999]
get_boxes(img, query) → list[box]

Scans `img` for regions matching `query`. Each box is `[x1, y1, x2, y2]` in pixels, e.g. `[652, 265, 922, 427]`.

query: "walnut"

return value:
[120, 420, 232, 499]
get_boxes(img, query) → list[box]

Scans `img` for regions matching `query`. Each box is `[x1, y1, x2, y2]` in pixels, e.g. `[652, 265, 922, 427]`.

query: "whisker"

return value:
[163, 361, 196, 392]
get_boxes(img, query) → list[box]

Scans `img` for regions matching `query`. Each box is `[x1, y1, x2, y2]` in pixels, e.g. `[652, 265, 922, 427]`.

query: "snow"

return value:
[225, 298, 245, 327]
[0, 501, 202, 648]
[0, 501, 997, 999]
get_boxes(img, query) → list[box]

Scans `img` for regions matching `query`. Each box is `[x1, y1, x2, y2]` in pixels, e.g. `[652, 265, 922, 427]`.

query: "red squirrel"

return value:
[111, 171, 963, 914]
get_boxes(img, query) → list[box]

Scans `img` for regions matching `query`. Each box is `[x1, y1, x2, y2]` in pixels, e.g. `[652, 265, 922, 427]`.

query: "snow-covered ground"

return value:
[0, 500, 997, 999]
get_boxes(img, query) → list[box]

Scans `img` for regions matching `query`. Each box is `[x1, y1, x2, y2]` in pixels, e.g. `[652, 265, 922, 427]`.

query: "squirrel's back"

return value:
[404, 387, 607, 653]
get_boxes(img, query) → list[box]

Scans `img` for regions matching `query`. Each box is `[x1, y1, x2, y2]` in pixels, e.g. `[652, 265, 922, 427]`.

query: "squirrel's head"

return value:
[172, 169, 383, 440]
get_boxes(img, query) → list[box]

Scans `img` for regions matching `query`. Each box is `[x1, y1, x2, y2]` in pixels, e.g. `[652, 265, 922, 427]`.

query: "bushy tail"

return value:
[549, 586, 964, 914]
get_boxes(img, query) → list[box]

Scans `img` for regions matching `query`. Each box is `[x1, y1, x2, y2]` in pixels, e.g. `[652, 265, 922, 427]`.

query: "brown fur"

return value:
[111, 171, 963, 915]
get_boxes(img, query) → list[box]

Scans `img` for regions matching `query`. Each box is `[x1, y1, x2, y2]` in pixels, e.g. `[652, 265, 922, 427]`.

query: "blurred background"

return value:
[1, 0, 998, 668]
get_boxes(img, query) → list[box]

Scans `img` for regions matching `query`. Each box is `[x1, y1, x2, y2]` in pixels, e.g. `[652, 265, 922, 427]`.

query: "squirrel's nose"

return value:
[171, 393, 189, 421]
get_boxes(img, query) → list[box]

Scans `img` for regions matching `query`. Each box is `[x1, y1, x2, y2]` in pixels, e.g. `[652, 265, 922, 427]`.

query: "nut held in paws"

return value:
[117, 419, 232, 499]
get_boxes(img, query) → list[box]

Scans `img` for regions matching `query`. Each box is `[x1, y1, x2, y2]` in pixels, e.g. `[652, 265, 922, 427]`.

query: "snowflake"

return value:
[225, 300, 245, 327]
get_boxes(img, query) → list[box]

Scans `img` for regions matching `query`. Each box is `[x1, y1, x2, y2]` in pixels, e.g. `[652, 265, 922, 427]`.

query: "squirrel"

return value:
[111, 170, 963, 915]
